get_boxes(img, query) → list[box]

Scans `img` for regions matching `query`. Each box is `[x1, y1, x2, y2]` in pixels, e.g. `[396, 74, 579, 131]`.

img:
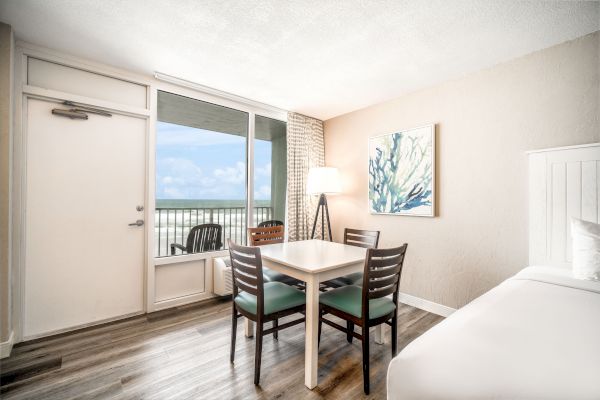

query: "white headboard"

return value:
[528, 143, 600, 268]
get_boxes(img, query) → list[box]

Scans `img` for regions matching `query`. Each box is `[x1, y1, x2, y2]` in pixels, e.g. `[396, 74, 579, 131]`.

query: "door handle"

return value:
[128, 219, 144, 227]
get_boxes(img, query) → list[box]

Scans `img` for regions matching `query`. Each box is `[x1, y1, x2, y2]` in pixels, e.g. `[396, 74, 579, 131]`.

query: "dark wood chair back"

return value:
[187, 223, 223, 253]
[258, 220, 284, 228]
[248, 225, 284, 247]
[344, 228, 380, 249]
[362, 245, 408, 307]
[228, 240, 264, 313]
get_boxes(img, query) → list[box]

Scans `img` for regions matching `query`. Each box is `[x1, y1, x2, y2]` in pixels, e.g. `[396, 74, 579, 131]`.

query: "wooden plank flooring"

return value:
[0, 298, 443, 400]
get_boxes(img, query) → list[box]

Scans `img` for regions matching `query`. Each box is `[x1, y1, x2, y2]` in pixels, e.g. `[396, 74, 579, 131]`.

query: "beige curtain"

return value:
[286, 112, 325, 241]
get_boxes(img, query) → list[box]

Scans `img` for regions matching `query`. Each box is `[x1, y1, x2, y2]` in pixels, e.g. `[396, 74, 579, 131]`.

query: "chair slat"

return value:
[233, 270, 258, 287]
[230, 247, 258, 257]
[345, 239, 374, 248]
[348, 230, 379, 237]
[258, 220, 284, 228]
[368, 246, 404, 257]
[231, 262, 257, 276]
[235, 278, 258, 295]
[344, 228, 380, 249]
[230, 252, 259, 267]
[368, 274, 398, 289]
[369, 257, 402, 269]
[346, 234, 379, 244]
[252, 238, 284, 246]
[369, 253, 404, 266]
[368, 283, 398, 298]
[369, 264, 402, 278]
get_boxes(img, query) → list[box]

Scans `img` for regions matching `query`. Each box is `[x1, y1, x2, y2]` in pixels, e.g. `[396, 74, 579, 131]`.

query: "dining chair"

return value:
[323, 228, 380, 287]
[318, 244, 408, 394]
[248, 225, 303, 337]
[170, 223, 223, 255]
[248, 225, 285, 246]
[228, 240, 306, 385]
[321, 229, 380, 341]
[248, 225, 302, 286]
[222, 226, 302, 291]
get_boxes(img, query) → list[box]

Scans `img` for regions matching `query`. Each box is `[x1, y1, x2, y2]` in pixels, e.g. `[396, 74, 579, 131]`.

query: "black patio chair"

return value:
[170, 223, 223, 255]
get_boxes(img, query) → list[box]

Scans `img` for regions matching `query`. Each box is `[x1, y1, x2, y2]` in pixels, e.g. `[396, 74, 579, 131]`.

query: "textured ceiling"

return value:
[1, 1, 599, 120]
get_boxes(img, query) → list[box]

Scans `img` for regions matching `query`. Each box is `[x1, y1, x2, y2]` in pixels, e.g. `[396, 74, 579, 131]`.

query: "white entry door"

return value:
[24, 97, 146, 338]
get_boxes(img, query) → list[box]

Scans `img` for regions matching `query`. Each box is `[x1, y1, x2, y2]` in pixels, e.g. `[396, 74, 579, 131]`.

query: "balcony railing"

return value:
[154, 206, 273, 257]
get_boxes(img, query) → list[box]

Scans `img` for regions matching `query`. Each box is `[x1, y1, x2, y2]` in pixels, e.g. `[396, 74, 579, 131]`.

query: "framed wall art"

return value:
[368, 124, 435, 216]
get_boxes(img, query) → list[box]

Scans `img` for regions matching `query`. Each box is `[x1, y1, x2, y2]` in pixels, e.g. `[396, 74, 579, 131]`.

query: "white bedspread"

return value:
[387, 266, 600, 400]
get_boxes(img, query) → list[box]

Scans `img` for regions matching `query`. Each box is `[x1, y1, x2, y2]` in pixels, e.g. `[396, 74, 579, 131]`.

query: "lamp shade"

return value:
[307, 167, 341, 195]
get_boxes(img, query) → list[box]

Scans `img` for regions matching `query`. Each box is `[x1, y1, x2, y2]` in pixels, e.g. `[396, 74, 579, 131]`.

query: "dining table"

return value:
[242, 239, 386, 389]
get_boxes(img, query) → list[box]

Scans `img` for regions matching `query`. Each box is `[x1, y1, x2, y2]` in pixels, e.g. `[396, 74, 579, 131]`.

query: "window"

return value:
[254, 115, 287, 226]
[154, 91, 286, 257]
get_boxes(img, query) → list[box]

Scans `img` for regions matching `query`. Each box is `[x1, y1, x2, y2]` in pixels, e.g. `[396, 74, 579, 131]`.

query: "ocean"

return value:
[156, 199, 271, 208]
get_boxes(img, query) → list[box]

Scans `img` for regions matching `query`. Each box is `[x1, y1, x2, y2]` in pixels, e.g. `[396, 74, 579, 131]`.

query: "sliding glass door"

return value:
[155, 91, 286, 258]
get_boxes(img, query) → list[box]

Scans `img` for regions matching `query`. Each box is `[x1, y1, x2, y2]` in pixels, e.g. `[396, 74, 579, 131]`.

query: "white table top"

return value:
[259, 239, 367, 274]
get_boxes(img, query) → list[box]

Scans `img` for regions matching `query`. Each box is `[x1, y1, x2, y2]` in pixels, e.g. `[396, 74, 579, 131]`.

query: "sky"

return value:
[156, 121, 272, 200]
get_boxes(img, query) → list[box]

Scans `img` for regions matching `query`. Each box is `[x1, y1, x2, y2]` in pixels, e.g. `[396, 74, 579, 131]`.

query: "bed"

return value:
[387, 266, 600, 399]
[387, 143, 600, 399]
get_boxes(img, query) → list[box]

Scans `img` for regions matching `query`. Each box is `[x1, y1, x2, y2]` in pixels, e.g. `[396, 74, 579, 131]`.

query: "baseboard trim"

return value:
[398, 292, 456, 317]
[0, 330, 14, 359]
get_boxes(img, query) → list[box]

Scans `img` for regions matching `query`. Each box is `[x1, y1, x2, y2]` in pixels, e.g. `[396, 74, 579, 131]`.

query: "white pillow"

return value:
[571, 218, 600, 281]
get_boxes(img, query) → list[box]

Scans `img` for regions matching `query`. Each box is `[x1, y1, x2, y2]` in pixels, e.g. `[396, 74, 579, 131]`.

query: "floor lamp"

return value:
[307, 167, 341, 241]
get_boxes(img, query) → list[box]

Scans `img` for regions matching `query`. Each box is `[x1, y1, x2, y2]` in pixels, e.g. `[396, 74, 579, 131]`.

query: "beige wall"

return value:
[324, 31, 600, 309]
[0, 22, 13, 344]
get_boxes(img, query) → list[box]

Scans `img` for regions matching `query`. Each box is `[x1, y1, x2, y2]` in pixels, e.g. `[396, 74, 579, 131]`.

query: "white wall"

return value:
[324, 31, 600, 309]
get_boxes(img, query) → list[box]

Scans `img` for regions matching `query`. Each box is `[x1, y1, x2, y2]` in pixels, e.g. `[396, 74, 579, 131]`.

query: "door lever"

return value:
[128, 220, 144, 227]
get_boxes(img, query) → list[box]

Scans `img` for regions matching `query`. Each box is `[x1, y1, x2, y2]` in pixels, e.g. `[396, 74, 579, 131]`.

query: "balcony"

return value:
[154, 206, 273, 257]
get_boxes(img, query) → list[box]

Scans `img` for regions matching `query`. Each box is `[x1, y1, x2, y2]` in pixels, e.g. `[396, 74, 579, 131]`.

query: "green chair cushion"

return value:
[323, 277, 351, 287]
[323, 272, 363, 288]
[319, 285, 395, 319]
[223, 256, 298, 285]
[234, 282, 305, 316]
[263, 268, 300, 286]
[344, 272, 364, 286]
[350, 272, 364, 286]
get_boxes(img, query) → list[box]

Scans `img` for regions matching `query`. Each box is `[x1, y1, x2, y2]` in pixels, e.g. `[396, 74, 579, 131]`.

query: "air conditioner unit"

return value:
[214, 257, 233, 296]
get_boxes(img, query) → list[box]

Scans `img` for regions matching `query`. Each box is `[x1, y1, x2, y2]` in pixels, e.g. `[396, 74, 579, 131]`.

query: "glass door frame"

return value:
[150, 80, 287, 265]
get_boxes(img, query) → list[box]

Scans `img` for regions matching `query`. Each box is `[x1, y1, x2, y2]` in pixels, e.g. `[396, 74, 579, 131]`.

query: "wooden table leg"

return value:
[304, 275, 320, 389]
[375, 324, 385, 344]
[244, 318, 254, 338]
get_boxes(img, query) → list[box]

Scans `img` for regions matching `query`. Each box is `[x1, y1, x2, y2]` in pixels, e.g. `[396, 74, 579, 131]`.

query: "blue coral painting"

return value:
[368, 125, 435, 216]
